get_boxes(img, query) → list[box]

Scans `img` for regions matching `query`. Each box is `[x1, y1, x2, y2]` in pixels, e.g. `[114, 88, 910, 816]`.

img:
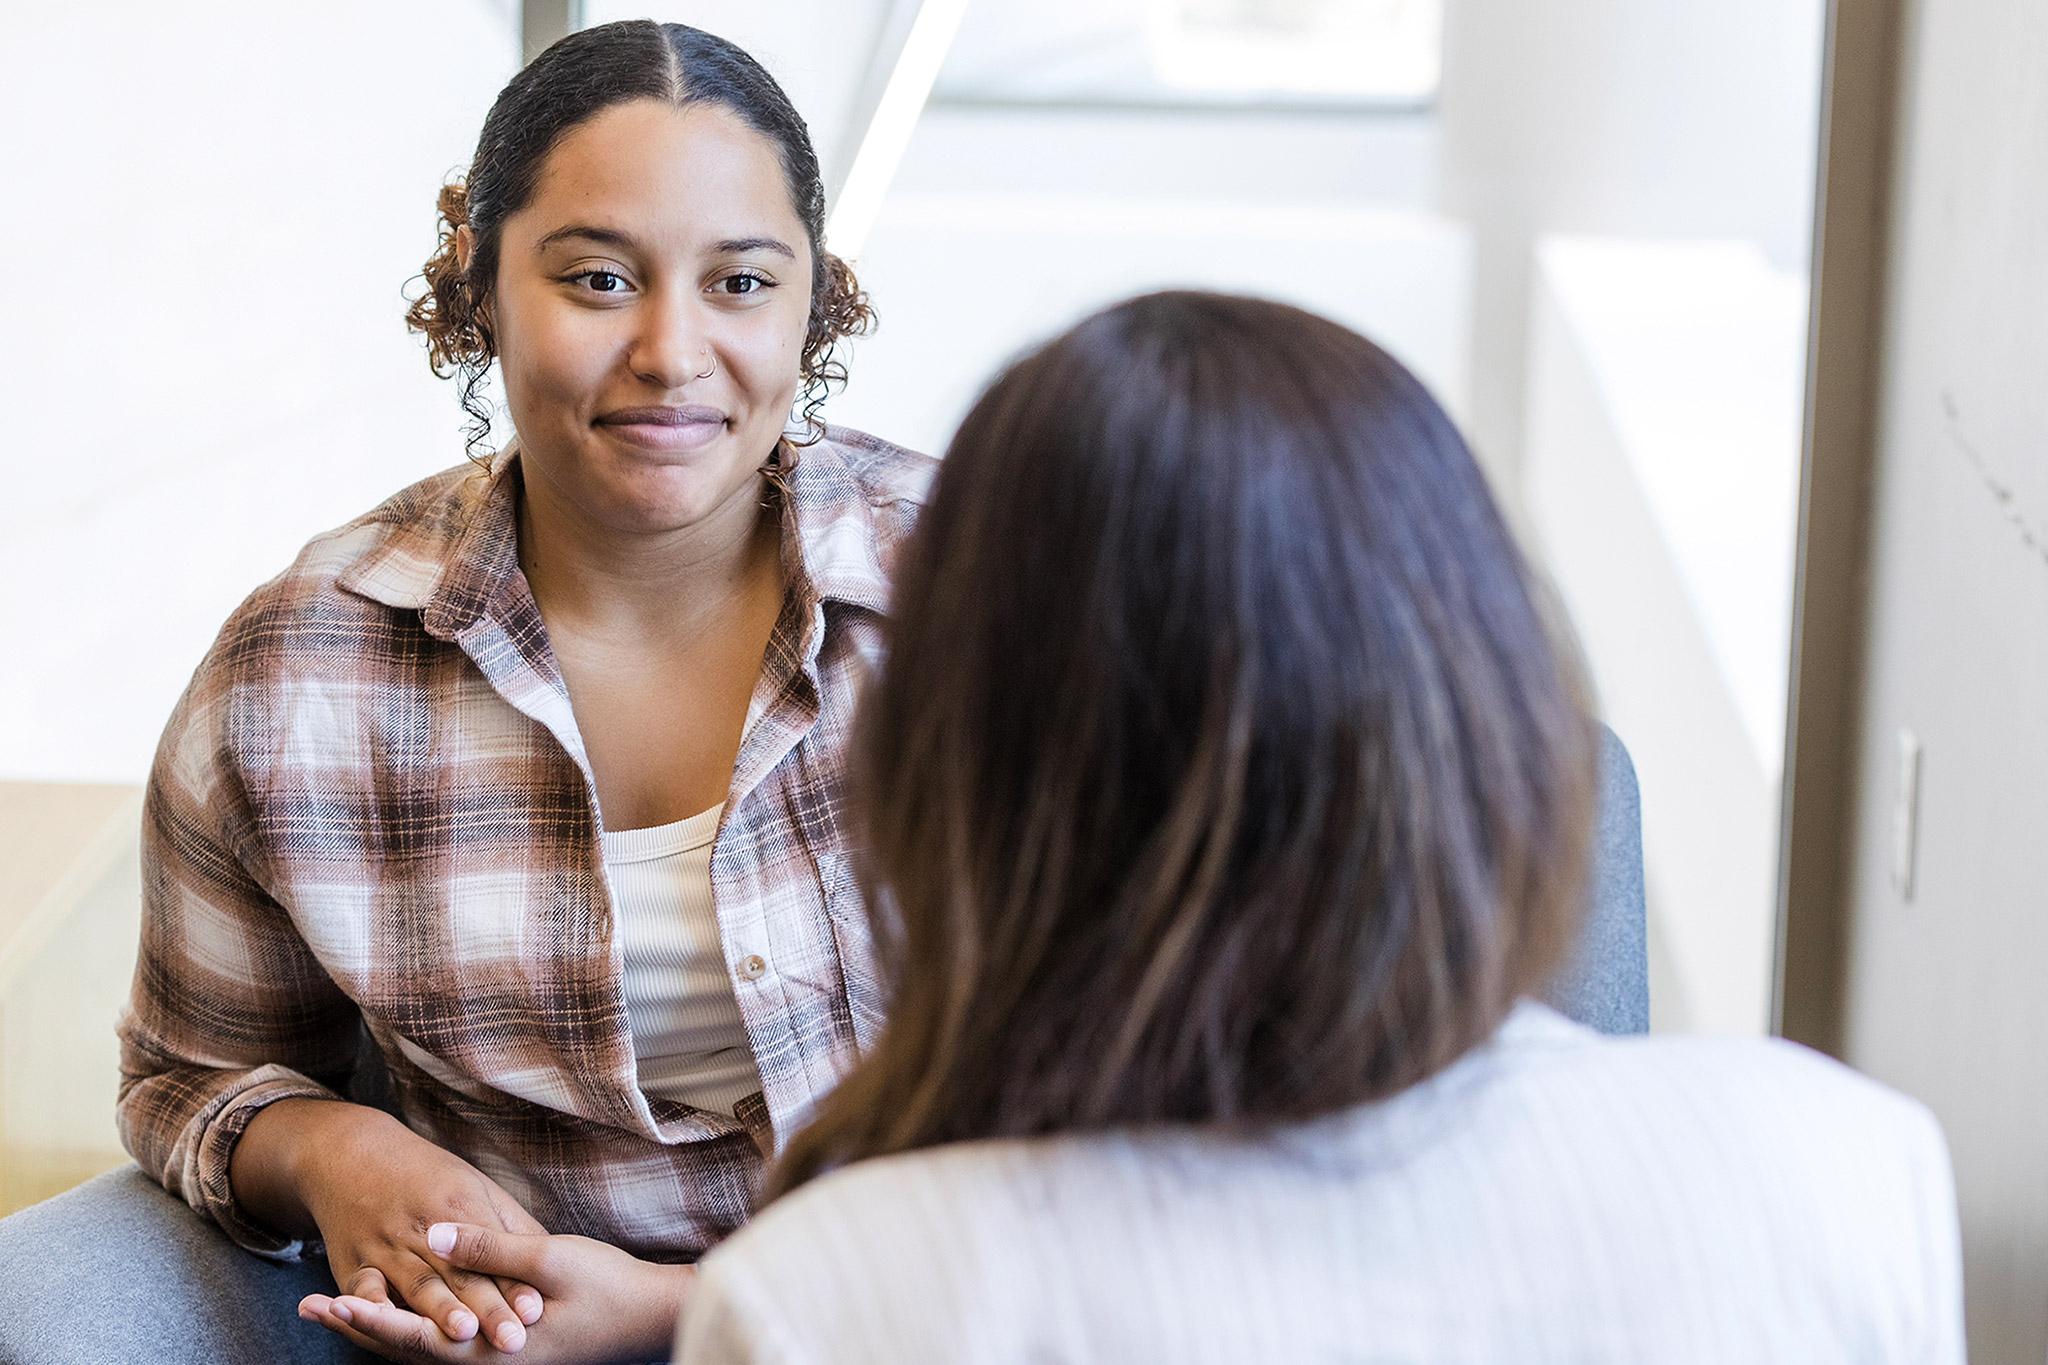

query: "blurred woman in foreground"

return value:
[645, 291, 1963, 1362]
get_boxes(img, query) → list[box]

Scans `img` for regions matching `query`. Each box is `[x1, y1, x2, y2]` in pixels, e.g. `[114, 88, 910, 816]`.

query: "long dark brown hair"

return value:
[769, 291, 1596, 1198]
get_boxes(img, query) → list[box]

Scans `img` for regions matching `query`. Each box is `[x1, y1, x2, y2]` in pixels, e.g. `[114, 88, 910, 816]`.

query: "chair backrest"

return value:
[1546, 723, 1651, 1034]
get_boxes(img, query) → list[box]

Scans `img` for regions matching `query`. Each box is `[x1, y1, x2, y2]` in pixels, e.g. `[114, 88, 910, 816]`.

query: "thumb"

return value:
[429, 1221, 552, 1282]
[487, 1182, 549, 1237]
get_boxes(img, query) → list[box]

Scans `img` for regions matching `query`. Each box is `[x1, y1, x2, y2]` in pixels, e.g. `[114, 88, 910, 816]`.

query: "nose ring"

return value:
[695, 349, 716, 381]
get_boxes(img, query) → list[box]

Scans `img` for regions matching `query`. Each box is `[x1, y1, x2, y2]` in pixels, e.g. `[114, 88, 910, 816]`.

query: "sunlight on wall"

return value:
[1524, 237, 1808, 1034]
[829, 195, 1471, 460]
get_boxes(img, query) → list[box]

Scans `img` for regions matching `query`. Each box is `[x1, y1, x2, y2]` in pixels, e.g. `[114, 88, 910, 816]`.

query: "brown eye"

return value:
[585, 270, 624, 293]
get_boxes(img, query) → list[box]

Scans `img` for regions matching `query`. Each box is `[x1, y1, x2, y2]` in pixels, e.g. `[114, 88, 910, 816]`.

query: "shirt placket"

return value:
[711, 590, 864, 1150]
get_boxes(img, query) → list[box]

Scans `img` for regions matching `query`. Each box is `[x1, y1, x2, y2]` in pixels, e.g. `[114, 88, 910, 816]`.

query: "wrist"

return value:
[235, 1097, 402, 1238]
[625, 1261, 697, 1360]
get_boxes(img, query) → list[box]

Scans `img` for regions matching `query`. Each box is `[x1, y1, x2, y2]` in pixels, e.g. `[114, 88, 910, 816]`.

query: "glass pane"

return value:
[1147, 0, 1441, 100]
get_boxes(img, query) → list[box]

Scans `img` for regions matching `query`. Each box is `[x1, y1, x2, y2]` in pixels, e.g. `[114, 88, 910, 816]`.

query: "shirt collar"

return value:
[781, 435, 895, 620]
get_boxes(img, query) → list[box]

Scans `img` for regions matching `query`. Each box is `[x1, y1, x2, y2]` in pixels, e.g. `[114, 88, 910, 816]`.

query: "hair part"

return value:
[768, 291, 1597, 1199]
[404, 20, 873, 461]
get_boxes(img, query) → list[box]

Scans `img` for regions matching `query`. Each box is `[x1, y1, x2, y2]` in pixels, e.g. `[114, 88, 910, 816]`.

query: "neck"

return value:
[516, 461, 783, 643]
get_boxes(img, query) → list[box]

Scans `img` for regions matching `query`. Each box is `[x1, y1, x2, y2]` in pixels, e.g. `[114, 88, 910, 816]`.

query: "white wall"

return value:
[829, 196, 1472, 459]
[0, 2, 518, 784]
[1524, 238, 1807, 1034]
[827, 17, 1454, 475]
[0, 786, 141, 1212]
[1433, 0, 1825, 1041]
[1435, 0, 1826, 486]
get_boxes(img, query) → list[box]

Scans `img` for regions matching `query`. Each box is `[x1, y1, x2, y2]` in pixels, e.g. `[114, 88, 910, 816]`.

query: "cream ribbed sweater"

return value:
[677, 1003, 1961, 1364]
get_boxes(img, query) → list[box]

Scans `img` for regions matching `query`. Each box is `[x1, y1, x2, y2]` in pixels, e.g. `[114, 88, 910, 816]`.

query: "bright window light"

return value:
[1146, 0, 1441, 102]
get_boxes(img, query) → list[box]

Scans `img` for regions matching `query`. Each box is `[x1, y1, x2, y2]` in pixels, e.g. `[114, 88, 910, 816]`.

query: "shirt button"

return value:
[737, 954, 767, 982]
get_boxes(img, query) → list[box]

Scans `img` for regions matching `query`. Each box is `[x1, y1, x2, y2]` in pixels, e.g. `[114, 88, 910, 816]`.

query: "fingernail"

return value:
[428, 1222, 458, 1256]
[496, 1321, 527, 1352]
[451, 1309, 478, 1340]
[331, 1302, 353, 1324]
[514, 1294, 542, 1325]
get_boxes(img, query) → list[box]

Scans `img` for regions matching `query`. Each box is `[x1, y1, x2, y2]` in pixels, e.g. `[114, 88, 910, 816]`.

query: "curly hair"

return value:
[405, 20, 875, 463]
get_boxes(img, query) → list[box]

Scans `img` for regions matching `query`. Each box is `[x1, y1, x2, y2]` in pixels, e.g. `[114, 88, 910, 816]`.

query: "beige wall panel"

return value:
[1842, 0, 2048, 1358]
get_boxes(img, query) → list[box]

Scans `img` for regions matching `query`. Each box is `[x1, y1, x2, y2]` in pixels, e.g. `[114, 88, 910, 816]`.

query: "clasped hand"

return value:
[301, 1222, 692, 1363]
[234, 1100, 686, 1362]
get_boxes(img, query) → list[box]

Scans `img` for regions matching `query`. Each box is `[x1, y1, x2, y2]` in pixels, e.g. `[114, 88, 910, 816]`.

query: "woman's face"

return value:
[486, 98, 813, 536]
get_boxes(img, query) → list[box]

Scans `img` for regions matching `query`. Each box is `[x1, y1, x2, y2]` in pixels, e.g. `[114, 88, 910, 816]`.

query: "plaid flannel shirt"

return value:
[116, 428, 934, 1260]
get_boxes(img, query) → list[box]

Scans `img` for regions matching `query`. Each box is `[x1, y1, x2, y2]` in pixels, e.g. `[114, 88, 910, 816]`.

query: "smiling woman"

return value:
[0, 19, 931, 1365]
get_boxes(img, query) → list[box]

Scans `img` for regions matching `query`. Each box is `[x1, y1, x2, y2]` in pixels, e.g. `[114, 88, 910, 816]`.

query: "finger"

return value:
[431, 1222, 557, 1287]
[303, 1298, 411, 1359]
[483, 1182, 549, 1238]
[441, 1267, 526, 1354]
[494, 1277, 544, 1326]
[477, 1196, 550, 1322]
[425, 1225, 532, 1350]
[392, 1251, 484, 1344]
[429, 1219, 543, 1324]
[319, 1295, 461, 1363]
[346, 1264, 394, 1306]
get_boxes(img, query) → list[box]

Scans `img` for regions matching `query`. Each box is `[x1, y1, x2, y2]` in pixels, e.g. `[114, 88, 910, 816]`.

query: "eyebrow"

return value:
[535, 225, 636, 252]
[533, 225, 796, 259]
[712, 236, 797, 259]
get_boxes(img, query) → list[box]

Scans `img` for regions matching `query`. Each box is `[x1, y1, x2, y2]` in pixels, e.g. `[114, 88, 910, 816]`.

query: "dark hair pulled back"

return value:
[406, 20, 873, 460]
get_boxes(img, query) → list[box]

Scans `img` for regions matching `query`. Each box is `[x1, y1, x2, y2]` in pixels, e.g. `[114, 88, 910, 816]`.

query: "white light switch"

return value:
[1891, 726, 1923, 901]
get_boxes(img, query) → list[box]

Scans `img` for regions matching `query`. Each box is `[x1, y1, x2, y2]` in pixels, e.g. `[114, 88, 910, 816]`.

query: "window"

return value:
[1147, 0, 1441, 102]
[932, 0, 1442, 109]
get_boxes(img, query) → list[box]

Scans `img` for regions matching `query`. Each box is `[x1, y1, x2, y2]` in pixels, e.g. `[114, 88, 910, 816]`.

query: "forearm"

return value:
[230, 1096, 406, 1241]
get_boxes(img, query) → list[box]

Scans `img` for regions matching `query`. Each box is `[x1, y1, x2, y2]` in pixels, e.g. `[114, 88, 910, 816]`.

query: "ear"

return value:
[455, 224, 476, 275]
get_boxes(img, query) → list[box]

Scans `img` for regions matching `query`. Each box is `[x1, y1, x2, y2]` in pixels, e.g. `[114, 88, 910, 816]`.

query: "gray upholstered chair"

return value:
[1548, 724, 1651, 1034]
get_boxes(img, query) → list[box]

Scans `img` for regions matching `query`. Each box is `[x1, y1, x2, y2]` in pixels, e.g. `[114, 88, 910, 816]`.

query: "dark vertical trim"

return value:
[1773, 0, 1905, 1054]
[523, 0, 582, 67]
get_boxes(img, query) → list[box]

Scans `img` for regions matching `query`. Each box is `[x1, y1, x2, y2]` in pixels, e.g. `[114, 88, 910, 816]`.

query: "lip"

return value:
[593, 404, 728, 452]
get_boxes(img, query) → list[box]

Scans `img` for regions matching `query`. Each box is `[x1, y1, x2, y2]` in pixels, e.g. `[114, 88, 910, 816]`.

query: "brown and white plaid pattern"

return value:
[117, 429, 934, 1261]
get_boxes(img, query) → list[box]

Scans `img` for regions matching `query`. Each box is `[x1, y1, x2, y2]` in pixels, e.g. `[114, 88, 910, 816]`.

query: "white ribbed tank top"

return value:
[602, 804, 764, 1116]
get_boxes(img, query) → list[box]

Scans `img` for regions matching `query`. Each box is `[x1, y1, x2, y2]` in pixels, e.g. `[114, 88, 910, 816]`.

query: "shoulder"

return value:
[156, 463, 484, 756]
[692, 1141, 1064, 1363]
[816, 425, 939, 507]
[1455, 1007, 1961, 1349]
[1490, 1003, 1944, 1147]
[810, 426, 938, 548]
[203, 462, 482, 661]
[785, 429, 939, 616]
[712, 1140, 1035, 1269]
[1442, 1004, 1958, 1258]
